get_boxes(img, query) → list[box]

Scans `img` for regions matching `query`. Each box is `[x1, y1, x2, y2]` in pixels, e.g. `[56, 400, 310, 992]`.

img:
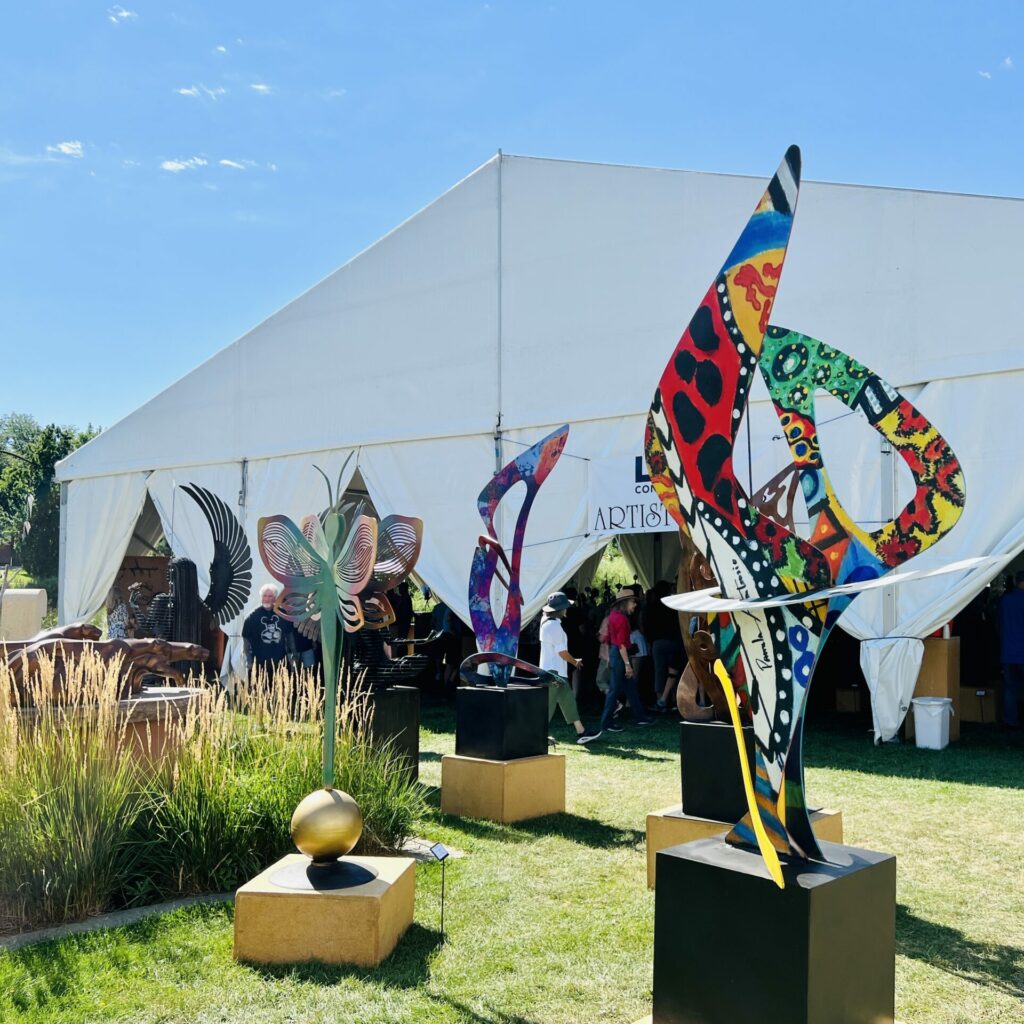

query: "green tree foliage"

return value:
[0, 417, 97, 578]
[0, 413, 42, 547]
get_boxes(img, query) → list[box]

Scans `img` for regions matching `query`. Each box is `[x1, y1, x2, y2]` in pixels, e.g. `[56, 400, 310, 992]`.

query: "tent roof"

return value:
[56, 151, 1024, 482]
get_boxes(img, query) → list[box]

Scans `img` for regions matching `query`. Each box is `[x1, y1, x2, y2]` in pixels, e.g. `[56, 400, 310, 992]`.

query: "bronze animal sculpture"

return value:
[6, 635, 208, 703]
[1, 621, 102, 658]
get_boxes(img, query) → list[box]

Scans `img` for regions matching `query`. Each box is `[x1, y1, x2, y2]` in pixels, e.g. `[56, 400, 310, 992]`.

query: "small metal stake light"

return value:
[429, 842, 450, 942]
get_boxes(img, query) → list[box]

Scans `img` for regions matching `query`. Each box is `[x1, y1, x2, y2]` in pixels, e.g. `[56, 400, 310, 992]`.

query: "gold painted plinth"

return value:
[645, 805, 844, 888]
[440, 752, 565, 822]
[233, 854, 415, 967]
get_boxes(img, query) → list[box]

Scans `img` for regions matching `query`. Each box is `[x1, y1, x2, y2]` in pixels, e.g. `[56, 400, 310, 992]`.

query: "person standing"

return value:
[599, 589, 654, 733]
[645, 580, 686, 712]
[242, 583, 294, 677]
[539, 592, 601, 744]
[998, 571, 1024, 728]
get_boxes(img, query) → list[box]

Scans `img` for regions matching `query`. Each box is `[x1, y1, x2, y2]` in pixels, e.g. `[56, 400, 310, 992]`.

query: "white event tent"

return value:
[55, 153, 1024, 734]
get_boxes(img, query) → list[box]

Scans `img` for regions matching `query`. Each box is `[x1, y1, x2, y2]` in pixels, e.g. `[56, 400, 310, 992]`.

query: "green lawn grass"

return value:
[1, 708, 1021, 1023]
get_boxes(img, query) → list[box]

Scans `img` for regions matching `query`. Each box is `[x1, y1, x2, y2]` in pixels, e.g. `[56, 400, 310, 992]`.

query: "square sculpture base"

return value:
[645, 805, 844, 888]
[653, 838, 896, 1024]
[440, 752, 565, 822]
[455, 684, 548, 761]
[233, 854, 415, 967]
[369, 685, 420, 780]
[679, 720, 755, 823]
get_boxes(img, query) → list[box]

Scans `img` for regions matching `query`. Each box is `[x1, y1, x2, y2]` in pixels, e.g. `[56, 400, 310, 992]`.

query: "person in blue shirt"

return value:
[997, 571, 1024, 728]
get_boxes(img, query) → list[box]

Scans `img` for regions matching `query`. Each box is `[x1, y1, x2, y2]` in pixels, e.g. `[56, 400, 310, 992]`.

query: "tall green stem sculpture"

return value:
[256, 462, 423, 863]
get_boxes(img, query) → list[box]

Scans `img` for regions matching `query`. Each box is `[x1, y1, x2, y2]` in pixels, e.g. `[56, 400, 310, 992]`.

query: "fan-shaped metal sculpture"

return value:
[180, 484, 253, 625]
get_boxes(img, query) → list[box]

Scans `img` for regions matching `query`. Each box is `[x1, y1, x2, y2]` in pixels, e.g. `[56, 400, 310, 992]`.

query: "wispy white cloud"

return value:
[107, 5, 137, 24]
[219, 158, 248, 170]
[323, 88, 347, 100]
[0, 148, 49, 167]
[978, 70, 992, 79]
[250, 83, 272, 95]
[176, 84, 227, 101]
[161, 156, 208, 173]
[1002, 56, 1014, 70]
[214, 45, 228, 54]
[46, 140, 84, 158]
[122, 159, 140, 168]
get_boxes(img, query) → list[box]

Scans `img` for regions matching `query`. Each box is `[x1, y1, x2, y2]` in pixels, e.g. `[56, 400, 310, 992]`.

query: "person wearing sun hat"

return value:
[540, 591, 602, 744]
[598, 587, 654, 733]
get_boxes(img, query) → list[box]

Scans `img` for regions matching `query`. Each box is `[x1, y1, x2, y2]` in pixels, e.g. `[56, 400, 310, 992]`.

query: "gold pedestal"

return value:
[233, 854, 415, 966]
[645, 806, 844, 888]
[440, 752, 565, 822]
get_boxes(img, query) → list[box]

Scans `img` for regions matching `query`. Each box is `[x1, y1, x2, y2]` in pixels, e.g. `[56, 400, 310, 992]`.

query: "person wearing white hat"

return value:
[540, 592, 602, 744]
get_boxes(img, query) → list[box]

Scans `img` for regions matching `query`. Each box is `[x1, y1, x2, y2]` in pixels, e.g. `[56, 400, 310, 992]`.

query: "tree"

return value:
[0, 412, 42, 547]
[4, 421, 97, 579]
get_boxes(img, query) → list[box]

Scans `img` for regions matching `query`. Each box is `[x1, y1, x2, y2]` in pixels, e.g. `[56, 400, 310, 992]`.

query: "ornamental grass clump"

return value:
[0, 655, 426, 934]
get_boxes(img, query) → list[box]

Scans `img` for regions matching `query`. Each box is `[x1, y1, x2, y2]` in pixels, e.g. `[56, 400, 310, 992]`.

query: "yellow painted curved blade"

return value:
[713, 658, 785, 889]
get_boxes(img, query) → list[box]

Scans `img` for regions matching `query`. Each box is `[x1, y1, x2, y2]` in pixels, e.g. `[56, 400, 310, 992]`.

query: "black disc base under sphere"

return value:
[271, 858, 379, 892]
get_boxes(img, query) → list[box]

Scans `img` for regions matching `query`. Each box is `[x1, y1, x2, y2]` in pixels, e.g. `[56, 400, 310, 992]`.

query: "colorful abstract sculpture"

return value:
[645, 146, 966, 886]
[256, 460, 423, 790]
[461, 425, 569, 687]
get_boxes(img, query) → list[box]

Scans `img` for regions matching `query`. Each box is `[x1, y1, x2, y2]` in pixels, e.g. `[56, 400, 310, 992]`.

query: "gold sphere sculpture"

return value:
[290, 787, 363, 863]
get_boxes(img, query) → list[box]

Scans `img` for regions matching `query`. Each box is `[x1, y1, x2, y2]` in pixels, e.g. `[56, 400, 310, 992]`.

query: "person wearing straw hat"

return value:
[598, 588, 655, 734]
[540, 591, 602, 744]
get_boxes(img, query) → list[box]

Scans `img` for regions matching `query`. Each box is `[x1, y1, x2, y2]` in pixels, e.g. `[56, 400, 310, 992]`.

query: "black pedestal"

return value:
[455, 684, 548, 761]
[680, 720, 755, 823]
[368, 686, 420, 780]
[653, 838, 896, 1024]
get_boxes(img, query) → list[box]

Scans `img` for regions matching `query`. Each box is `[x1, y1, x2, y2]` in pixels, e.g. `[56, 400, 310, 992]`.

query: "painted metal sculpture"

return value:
[180, 484, 253, 625]
[461, 425, 569, 687]
[256, 461, 423, 788]
[646, 146, 966, 885]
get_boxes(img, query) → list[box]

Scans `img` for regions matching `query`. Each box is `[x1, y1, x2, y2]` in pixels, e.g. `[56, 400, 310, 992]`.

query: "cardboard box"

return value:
[907, 637, 961, 742]
[836, 687, 865, 713]
[959, 685, 1000, 724]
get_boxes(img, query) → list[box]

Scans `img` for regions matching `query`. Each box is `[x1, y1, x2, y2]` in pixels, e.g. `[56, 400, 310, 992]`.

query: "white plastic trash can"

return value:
[911, 697, 954, 750]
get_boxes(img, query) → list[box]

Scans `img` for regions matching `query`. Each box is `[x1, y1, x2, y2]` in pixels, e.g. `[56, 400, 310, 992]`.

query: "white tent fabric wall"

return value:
[59, 473, 149, 624]
[859, 638, 925, 742]
[54, 152, 1024, 731]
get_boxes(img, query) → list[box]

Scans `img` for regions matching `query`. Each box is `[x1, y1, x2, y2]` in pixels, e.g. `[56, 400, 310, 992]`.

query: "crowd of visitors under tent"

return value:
[101, 558, 1024, 733]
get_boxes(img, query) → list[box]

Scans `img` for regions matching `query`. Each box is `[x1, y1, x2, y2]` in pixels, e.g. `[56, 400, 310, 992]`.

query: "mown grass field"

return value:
[1, 707, 1021, 1024]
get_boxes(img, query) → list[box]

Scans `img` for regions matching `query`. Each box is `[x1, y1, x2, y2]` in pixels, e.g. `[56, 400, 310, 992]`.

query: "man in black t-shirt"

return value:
[241, 583, 294, 675]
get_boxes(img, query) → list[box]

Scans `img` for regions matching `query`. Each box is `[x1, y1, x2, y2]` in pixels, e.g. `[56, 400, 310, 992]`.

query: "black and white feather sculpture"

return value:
[180, 484, 253, 625]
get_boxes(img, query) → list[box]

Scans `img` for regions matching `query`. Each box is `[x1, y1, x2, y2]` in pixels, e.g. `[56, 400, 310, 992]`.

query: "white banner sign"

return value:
[588, 454, 676, 535]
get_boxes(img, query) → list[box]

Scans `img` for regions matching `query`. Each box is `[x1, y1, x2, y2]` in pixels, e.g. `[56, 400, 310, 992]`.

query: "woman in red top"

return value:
[598, 589, 654, 733]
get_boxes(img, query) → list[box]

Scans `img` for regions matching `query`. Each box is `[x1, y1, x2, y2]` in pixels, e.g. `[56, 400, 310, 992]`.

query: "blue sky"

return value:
[3, 1, 1022, 430]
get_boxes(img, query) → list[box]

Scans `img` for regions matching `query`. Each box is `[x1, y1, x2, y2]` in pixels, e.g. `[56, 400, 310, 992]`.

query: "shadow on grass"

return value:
[241, 922, 442, 989]
[896, 903, 1024, 998]
[514, 812, 646, 849]
[437, 810, 644, 851]
[804, 716, 1024, 790]
[428, 994, 541, 1024]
